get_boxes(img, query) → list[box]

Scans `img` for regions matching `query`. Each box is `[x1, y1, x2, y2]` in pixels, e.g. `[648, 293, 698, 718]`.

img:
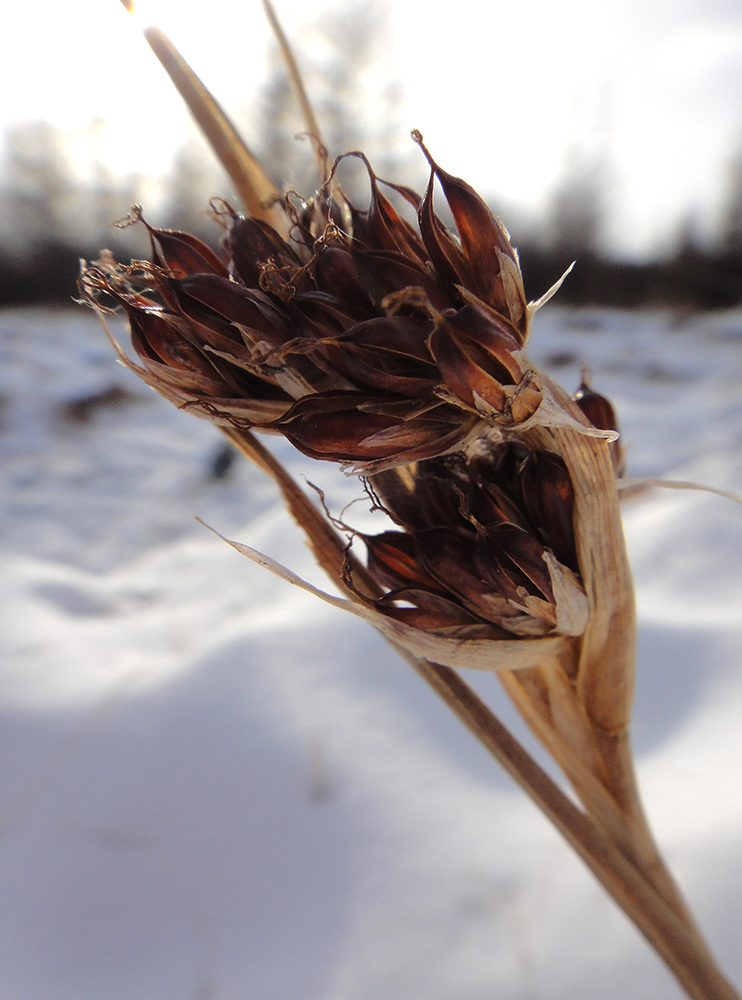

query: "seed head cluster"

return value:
[80, 135, 619, 642]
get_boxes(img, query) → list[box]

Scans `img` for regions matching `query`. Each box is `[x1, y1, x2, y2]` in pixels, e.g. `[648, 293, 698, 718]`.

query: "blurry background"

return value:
[4, 0, 742, 309]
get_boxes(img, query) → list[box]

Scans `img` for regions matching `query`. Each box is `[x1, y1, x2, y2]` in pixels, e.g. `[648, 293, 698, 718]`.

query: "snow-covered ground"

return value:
[1, 304, 741, 1000]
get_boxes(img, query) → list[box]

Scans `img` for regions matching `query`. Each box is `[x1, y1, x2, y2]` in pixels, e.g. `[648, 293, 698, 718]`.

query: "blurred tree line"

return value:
[3, 6, 742, 311]
[515, 153, 742, 310]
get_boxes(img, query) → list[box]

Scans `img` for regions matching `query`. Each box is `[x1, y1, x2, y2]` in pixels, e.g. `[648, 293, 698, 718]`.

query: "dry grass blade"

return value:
[618, 477, 742, 506]
[119, 1, 282, 225]
[261, 0, 328, 179]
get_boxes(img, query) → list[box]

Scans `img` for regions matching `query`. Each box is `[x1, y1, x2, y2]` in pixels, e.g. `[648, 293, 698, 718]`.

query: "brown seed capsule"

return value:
[572, 375, 624, 476]
[519, 450, 578, 572]
[361, 447, 586, 640]
[572, 379, 618, 434]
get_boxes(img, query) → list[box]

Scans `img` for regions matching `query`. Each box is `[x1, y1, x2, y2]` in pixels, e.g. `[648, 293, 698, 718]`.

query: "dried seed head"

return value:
[80, 96, 632, 726]
[361, 445, 588, 641]
[79, 145, 541, 472]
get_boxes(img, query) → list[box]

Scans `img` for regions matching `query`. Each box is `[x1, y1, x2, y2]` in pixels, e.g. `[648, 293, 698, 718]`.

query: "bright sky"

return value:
[5, 0, 742, 258]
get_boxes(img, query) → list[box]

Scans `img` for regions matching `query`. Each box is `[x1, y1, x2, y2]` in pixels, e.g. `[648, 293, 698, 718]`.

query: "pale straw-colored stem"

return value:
[411, 659, 738, 1000]
[518, 395, 708, 932]
[498, 663, 701, 929]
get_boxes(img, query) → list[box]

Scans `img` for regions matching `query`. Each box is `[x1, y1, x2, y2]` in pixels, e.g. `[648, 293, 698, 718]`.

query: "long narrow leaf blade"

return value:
[119, 1, 282, 224]
[261, 0, 328, 179]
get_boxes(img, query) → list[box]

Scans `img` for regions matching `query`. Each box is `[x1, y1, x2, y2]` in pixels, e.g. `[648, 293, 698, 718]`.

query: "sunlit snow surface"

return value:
[1, 305, 741, 1000]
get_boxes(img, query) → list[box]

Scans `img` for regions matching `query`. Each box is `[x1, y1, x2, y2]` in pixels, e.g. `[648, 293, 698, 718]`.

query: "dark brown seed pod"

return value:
[572, 376, 624, 476]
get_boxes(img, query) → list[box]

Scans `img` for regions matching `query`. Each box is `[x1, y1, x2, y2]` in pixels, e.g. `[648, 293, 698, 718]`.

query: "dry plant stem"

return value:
[516, 406, 703, 930]
[224, 428, 738, 1000]
[129, 20, 282, 225]
[222, 428, 381, 600]
[498, 665, 700, 930]
[260, 0, 327, 178]
[415, 659, 740, 1000]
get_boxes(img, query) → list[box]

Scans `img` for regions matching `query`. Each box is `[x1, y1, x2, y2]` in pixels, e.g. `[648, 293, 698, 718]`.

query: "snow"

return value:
[1, 304, 741, 999]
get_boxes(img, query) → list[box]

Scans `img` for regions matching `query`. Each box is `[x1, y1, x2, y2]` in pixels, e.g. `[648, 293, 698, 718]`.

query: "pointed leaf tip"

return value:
[130, 21, 282, 226]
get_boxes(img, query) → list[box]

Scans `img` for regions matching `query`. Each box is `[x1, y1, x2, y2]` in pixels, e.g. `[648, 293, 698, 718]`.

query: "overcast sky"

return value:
[4, 0, 742, 258]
